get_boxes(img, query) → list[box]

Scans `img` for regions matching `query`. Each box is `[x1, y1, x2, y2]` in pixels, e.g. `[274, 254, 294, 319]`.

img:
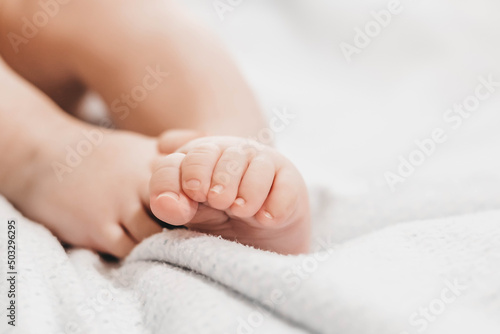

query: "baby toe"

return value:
[157, 129, 206, 154]
[180, 143, 221, 202]
[255, 167, 300, 228]
[150, 153, 198, 226]
[207, 147, 249, 210]
[229, 156, 275, 218]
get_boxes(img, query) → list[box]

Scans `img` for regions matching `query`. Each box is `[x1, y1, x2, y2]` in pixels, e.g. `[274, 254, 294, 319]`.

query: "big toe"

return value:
[150, 192, 198, 226]
[150, 153, 198, 226]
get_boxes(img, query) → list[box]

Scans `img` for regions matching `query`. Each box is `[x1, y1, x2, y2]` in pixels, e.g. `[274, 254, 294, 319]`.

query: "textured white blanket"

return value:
[2, 194, 500, 334]
[2, 0, 500, 333]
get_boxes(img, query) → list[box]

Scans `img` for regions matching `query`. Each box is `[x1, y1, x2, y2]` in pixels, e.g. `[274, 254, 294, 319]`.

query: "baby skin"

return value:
[0, 0, 310, 256]
[151, 134, 310, 254]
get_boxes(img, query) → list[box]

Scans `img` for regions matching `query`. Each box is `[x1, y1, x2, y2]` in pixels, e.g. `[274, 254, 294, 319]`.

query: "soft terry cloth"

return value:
[2, 0, 500, 333]
[1, 196, 500, 334]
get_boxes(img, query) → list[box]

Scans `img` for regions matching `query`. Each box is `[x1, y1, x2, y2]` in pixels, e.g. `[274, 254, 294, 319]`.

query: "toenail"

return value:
[234, 198, 246, 206]
[210, 185, 224, 194]
[185, 179, 201, 190]
[158, 192, 179, 201]
[263, 211, 274, 219]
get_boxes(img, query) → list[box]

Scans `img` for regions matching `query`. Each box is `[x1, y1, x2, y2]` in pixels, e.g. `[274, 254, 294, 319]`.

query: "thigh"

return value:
[0, 0, 86, 113]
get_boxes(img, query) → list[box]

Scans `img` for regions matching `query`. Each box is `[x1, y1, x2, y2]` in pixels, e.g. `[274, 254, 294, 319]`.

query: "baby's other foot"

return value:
[149, 136, 310, 254]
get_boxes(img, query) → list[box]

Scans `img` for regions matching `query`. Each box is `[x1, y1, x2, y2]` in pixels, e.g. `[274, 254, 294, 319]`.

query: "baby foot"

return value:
[149, 136, 311, 254]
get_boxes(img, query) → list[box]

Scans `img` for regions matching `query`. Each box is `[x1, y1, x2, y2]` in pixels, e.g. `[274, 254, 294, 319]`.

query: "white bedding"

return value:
[2, 1, 500, 333]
